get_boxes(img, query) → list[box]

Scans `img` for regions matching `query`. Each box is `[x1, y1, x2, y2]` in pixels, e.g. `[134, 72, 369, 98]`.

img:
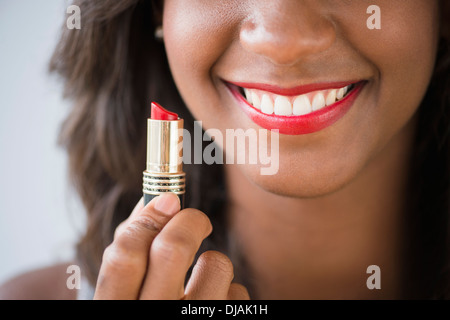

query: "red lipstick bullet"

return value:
[143, 102, 185, 207]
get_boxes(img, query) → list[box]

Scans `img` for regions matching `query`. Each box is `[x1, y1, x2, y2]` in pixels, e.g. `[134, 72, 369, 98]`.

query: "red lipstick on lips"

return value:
[228, 81, 365, 135]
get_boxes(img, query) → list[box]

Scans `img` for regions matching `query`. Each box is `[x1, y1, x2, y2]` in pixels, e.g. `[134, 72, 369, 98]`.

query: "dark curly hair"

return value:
[49, 0, 450, 298]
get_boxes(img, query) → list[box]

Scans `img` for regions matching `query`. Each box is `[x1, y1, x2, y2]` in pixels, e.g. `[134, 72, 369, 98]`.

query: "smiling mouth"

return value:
[226, 80, 366, 135]
[236, 83, 355, 116]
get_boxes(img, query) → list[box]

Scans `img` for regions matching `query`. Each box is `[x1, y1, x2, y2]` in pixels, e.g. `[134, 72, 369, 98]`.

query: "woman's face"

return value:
[162, 0, 440, 197]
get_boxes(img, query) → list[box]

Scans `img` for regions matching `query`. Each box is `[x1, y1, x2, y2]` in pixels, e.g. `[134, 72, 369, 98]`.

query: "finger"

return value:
[114, 197, 144, 239]
[184, 251, 234, 300]
[139, 208, 212, 300]
[227, 283, 250, 300]
[94, 193, 181, 300]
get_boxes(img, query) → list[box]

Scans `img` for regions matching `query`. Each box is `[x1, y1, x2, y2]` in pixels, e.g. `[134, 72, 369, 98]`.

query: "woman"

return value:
[1, 0, 449, 299]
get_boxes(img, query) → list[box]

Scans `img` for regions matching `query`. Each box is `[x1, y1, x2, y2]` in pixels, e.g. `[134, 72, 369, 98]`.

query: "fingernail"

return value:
[153, 193, 181, 215]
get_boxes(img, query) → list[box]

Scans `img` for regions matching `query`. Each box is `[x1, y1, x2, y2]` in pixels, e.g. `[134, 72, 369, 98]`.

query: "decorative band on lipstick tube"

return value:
[142, 172, 186, 195]
[143, 102, 185, 207]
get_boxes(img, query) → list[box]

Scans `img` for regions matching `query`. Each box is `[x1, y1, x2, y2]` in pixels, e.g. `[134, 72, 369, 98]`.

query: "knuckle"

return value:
[113, 221, 125, 239]
[151, 230, 196, 266]
[230, 282, 247, 292]
[200, 251, 234, 278]
[114, 212, 164, 242]
[101, 240, 141, 273]
[188, 208, 210, 223]
[182, 208, 212, 234]
[126, 215, 162, 236]
[229, 283, 250, 299]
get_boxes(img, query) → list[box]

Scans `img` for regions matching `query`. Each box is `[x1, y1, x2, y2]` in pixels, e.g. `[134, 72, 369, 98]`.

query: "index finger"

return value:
[94, 193, 181, 300]
[114, 197, 144, 239]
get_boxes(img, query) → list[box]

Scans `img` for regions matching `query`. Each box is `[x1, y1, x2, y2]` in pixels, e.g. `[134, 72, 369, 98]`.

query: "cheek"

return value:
[163, 1, 238, 126]
[325, 1, 440, 177]
[349, 1, 440, 126]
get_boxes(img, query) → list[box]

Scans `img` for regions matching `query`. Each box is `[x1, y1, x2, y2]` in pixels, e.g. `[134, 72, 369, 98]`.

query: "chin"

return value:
[240, 158, 361, 199]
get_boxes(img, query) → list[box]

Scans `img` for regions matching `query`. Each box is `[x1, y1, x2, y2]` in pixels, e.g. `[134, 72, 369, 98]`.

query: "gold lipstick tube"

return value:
[142, 118, 185, 207]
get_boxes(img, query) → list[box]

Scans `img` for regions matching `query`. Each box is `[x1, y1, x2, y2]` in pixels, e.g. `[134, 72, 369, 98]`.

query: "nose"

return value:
[239, 2, 336, 66]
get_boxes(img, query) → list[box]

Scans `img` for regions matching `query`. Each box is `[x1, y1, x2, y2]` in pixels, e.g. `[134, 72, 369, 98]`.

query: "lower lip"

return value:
[228, 81, 366, 135]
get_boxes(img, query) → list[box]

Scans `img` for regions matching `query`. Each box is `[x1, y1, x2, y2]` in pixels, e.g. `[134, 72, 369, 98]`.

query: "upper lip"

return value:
[226, 80, 361, 96]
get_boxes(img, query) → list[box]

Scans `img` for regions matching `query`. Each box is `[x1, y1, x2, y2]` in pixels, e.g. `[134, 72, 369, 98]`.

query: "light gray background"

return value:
[0, 0, 85, 284]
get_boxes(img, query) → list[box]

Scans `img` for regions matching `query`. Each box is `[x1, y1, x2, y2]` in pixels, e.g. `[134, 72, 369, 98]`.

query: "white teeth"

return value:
[244, 89, 252, 104]
[293, 95, 312, 116]
[261, 94, 274, 114]
[312, 93, 326, 111]
[242, 84, 352, 116]
[274, 96, 292, 116]
[326, 89, 337, 106]
[336, 87, 345, 100]
[251, 91, 261, 110]
[343, 86, 348, 95]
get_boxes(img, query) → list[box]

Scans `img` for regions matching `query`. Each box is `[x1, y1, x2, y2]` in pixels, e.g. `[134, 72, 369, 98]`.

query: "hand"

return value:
[93, 193, 250, 300]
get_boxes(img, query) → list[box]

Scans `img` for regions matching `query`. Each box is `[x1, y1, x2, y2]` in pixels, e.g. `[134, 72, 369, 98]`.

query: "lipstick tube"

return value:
[143, 102, 185, 207]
